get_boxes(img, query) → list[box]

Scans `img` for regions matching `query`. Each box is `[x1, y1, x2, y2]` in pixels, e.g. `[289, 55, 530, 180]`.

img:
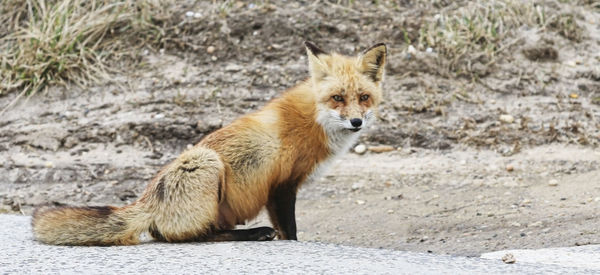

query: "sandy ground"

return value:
[0, 1, 599, 257]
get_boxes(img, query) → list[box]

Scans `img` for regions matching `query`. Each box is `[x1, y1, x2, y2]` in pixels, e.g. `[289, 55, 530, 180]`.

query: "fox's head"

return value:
[305, 41, 386, 134]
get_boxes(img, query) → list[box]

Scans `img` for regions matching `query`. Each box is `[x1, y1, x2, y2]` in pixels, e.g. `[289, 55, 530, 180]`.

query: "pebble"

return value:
[499, 114, 515, 124]
[44, 161, 54, 168]
[425, 47, 433, 53]
[193, 12, 202, 18]
[356, 200, 366, 205]
[368, 145, 395, 153]
[211, 56, 218, 61]
[225, 64, 243, 72]
[506, 165, 514, 172]
[548, 179, 559, 186]
[502, 253, 516, 264]
[384, 194, 403, 200]
[569, 93, 579, 99]
[407, 45, 417, 54]
[154, 114, 165, 119]
[354, 144, 367, 154]
[351, 182, 363, 191]
[565, 60, 576, 67]
[387, 209, 394, 214]
[185, 11, 194, 17]
[206, 46, 216, 54]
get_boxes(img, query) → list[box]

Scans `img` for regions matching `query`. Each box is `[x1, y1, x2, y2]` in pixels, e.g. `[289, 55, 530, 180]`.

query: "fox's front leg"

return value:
[267, 183, 298, 240]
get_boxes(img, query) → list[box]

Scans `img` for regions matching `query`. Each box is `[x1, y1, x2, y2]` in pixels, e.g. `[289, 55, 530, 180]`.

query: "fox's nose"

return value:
[350, 118, 362, 127]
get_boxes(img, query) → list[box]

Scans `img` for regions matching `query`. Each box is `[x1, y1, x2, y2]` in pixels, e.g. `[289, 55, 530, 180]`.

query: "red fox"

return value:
[32, 41, 387, 245]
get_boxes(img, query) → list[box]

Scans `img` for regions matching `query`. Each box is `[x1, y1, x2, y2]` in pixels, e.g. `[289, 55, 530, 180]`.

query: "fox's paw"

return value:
[251, 227, 276, 241]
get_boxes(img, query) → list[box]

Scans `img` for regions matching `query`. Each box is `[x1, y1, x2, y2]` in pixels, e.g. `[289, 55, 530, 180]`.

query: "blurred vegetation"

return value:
[0, 0, 170, 111]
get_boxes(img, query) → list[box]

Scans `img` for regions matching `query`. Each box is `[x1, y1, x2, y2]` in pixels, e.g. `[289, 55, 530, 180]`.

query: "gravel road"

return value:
[1, 215, 598, 274]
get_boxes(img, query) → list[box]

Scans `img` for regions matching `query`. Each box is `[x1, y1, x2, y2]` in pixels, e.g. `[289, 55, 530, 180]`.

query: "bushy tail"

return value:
[32, 203, 151, 246]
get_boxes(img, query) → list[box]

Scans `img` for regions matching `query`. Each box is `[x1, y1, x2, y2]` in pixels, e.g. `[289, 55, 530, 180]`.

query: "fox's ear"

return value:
[357, 43, 387, 83]
[304, 41, 328, 81]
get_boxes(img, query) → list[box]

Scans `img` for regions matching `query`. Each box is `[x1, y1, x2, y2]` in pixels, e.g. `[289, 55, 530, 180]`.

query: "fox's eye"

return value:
[360, 94, 370, 101]
[332, 95, 344, 102]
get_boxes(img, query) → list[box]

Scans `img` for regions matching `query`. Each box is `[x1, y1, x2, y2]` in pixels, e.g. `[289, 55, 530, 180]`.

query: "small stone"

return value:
[206, 46, 216, 54]
[193, 12, 202, 18]
[385, 194, 403, 200]
[356, 200, 366, 205]
[63, 136, 79, 148]
[407, 45, 417, 54]
[225, 64, 243, 72]
[528, 221, 543, 227]
[510, 222, 521, 227]
[196, 117, 222, 132]
[186, 144, 193, 149]
[506, 165, 514, 172]
[368, 145, 395, 153]
[569, 93, 579, 99]
[425, 47, 433, 53]
[44, 161, 54, 168]
[351, 182, 363, 191]
[154, 113, 165, 119]
[387, 209, 394, 214]
[354, 144, 367, 154]
[499, 114, 515, 124]
[548, 179, 559, 186]
[502, 253, 516, 264]
[211, 56, 218, 61]
[185, 11, 194, 17]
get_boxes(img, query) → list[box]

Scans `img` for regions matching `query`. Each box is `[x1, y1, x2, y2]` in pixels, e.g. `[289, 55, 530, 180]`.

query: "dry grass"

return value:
[413, 0, 587, 76]
[415, 1, 537, 76]
[0, 0, 168, 113]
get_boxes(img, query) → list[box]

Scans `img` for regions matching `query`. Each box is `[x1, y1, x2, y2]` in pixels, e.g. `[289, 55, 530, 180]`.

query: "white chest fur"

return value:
[306, 129, 359, 183]
[306, 110, 362, 183]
